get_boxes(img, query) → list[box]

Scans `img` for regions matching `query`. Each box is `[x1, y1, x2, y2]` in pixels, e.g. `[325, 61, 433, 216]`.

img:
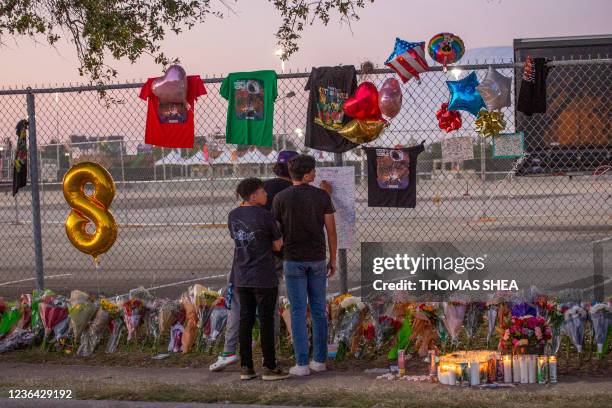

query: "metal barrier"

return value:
[0, 59, 610, 299]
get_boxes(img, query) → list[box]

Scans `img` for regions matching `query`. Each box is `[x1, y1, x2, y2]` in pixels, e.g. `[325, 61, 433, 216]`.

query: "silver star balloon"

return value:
[476, 66, 512, 111]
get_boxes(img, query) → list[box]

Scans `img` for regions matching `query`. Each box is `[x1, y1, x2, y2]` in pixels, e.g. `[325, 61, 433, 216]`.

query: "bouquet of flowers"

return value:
[485, 302, 498, 347]
[106, 315, 125, 354]
[122, 298, 144, 342]
[464, 301, 486, 342]
[77, 298, 118, 357]
[329, 293, 352, 342]
[442, 301, 466, 346]
[169, 323, 184, 353]
[500, 315, 552, 352]
[181, 295, 198, 353]
[545, 300, 564, 354]
[144, 298, 168, 344]
[588, 303, 611, 355]
[333, 296, 367, 355]
[410, 303, 438, 357]
[68, 291, 96, 343]
[534, 295, 556, 321]
[38, 294, 69, 350]
[159, 301, 180, 338]
[0, 329, 36, 353]
[366, 294, 399, 349]
[563, 305, 587, 353]
[194, 286, 221, 328]
[0, 302, 22, 338]
[203, 299, 228, 350]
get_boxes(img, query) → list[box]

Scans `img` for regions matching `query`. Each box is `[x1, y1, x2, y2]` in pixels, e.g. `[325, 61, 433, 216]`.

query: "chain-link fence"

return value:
[0, 59, 610, 299]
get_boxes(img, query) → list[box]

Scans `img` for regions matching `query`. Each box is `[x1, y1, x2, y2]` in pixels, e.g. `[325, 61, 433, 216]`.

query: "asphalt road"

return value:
[0, 176, 610, 299]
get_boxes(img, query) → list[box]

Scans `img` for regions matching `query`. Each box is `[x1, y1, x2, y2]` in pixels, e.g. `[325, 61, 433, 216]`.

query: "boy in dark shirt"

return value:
[272, 154, 337, 376]
[228, 178, 289, 381]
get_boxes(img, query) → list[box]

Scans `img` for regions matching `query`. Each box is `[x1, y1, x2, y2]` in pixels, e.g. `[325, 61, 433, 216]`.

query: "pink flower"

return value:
[512, 338, 519, 346]
[503, 330, 510, 341]
[535, 326, 542, 340]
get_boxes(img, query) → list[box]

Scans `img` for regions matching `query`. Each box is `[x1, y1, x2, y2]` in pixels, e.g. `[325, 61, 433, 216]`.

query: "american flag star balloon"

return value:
[384, 38, 430, 83]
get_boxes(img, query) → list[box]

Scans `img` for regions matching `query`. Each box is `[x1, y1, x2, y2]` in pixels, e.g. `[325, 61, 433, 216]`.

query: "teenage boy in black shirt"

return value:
[228, 178, 289, 381]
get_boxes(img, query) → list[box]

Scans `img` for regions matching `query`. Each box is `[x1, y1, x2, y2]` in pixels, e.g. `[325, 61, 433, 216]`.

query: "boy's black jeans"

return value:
[237, 286, 278, 370]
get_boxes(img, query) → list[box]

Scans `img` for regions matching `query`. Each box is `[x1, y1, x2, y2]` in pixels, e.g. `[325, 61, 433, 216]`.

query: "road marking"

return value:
[0, 273, 72, 287]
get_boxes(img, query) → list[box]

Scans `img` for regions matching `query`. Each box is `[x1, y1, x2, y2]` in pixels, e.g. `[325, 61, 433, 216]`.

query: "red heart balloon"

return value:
[343, 82, 382, 121]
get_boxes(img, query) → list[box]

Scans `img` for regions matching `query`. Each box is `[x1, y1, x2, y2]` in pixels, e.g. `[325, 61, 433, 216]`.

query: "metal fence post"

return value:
[26, 89, 45, 291]
[334, 152, 348, 294]
[592, 237, 610, 302]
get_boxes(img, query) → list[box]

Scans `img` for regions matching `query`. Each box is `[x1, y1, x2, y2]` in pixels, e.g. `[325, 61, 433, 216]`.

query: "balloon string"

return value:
[93, 256, 100, 296]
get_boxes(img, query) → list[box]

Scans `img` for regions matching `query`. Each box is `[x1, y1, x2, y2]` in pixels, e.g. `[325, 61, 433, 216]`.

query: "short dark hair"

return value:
[236, 177, 264, 201]
[272, 162, 290, 178]
[288, 154, 316, 181]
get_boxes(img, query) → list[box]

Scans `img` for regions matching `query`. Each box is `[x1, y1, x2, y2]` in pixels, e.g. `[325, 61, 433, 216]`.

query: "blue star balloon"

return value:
[446, 71, 486, 116]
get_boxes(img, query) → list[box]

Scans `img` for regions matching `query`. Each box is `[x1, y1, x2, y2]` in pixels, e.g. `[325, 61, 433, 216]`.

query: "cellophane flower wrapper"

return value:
[442, 302, 466, 344]
[329, 294, 353, 342]
[38, 296, 69, 347]
[486, 304, 498, 345]
[159, 301, 180, 338]
[195, 288, 219, 330]
[181, 296, 198, 353]
[333, 297, 366, 347]
[122, 298, 144, 342]
[464, 301, 485, 340]
[563, 305, 587, 353]
[145, 299, 168, 342]
[206, 301, 228, 347]
[168, 322, 184, 353]
[69, 300, 96, 342]
[0, 304, 22, 338]
[53, 317, 71, 343]
[106, 317, 124, 354]
[589, 303, 611, 354]
[0, 329, 35, 353]
[279, 296, 292, 341]
[77, 308, 111, 357]
[366, 294, 396, 348]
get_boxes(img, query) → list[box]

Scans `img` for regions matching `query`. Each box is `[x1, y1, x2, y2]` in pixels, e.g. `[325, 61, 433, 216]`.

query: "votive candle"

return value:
[537, 356, 548, 384]
[512, 355, 521, 384]
[548, 356, 557, 384]
[503, 355, 513, 383]
[519, 355, 529, 384]
[470, 361, 480, 386]
[528, 355, 536, 383]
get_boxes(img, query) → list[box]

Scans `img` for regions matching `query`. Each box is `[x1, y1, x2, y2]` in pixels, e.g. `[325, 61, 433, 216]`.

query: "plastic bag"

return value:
[77, 308, 111, 357]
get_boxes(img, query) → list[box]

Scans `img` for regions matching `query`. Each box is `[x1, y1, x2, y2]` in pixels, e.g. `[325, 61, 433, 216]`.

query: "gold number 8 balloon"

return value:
[62, 162, 118, 265]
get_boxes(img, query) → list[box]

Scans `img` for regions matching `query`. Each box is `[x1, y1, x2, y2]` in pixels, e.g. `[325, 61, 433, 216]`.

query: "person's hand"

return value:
[320, 180, 333, 195]
[327, 258, 337, 278]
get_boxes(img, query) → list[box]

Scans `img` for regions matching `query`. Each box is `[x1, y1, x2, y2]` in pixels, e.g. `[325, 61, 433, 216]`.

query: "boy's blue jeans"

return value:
[283, 260, 328, 366]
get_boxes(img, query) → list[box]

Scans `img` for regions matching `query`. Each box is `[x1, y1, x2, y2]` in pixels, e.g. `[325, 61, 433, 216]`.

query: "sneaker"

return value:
[209, 352, 239, 372]
[240, 367, 257, 380]
[262, 367, 290, 381]
[309, 360, 327, 372]
[289, 365, 311, 376]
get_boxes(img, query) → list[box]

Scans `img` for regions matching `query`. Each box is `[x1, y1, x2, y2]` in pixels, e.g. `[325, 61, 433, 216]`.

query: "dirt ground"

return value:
[0, 350, 610, 408]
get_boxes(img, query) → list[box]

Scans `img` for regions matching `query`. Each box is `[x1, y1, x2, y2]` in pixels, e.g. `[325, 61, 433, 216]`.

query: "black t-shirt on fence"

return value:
[263, 178, 292, 212]
[228, 205, 281, 288]
[305, 65, 358, 153]
[364, 144, 425, 208]
[272, 184, 336, 262]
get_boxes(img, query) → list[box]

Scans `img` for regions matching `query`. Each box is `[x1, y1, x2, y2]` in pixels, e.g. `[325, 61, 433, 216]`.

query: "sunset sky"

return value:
[1, 0, 611, 88]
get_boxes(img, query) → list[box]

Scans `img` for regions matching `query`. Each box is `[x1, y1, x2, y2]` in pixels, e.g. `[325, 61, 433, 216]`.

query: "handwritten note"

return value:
[313, 166, 356, 249]
[442, 136, 474, 163]
[493, 132, 525, 158]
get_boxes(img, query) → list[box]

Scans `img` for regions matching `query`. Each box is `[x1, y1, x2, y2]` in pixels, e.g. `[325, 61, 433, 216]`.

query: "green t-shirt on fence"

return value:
[220, 70, 278, 147]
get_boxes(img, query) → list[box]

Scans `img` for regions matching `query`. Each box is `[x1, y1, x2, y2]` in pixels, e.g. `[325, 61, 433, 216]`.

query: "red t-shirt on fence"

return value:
[139, 75, 206, 148]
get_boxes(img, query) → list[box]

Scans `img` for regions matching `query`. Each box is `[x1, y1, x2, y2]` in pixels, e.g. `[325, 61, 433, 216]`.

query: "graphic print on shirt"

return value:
[234, 79, 265, 120]
[230, 220, 257, 249]
[375, 148, 410, 190]
[315, 86, 349, 130]
[157, 102, 188, 124]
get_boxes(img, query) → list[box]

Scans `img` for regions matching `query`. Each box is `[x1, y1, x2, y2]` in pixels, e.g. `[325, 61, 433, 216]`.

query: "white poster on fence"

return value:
[313, 166, 356, 249]
[442, 136, 474, 163]
[493, 132, 525, 158]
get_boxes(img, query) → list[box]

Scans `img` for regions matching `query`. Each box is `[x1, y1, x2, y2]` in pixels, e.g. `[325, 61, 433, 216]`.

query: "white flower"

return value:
[564, 305, 587, 320]
[590, 303, 612, 315]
